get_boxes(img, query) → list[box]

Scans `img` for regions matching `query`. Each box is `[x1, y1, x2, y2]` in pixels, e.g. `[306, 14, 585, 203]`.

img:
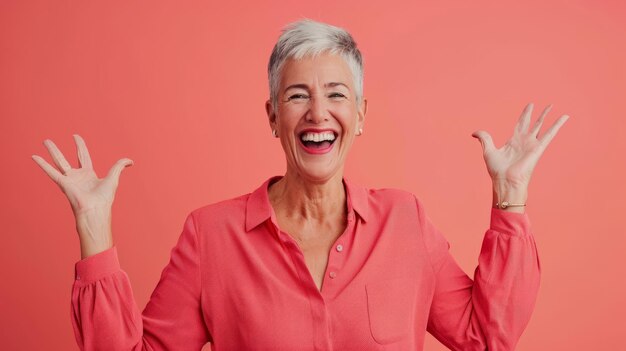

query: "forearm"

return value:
[71, 213, 209, 350]
[425, 208, 540, 350]
[72, 248, 145, 350]
[472, 209, 541, 349]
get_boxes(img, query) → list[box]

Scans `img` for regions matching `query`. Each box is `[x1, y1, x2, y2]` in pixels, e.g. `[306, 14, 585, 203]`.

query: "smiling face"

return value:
[266, 52, 367, 184]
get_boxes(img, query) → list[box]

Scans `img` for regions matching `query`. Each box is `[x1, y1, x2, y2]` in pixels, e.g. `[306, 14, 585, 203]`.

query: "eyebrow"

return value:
[283, 82, 350, 92]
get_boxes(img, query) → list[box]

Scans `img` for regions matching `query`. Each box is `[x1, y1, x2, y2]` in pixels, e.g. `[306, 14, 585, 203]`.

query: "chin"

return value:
[294, 162, 344, 184]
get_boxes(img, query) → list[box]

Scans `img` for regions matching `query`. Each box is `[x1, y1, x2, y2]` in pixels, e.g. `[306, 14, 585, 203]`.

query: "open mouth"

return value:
[299, 131, 337, 150]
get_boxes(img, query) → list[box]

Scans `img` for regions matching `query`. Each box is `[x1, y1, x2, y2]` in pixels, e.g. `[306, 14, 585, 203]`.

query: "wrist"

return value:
[492, 179, 528, 213]
[75, 207, 114, 259]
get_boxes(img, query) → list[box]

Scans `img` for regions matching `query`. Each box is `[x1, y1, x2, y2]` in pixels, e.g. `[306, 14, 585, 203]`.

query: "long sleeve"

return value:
[71, 212, 210, 351]
[416, 197, 541, 351]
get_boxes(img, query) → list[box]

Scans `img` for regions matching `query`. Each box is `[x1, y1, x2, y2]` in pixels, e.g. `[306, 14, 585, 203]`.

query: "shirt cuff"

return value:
[74, 246, 120, 284]
[490, 208, 532, 237]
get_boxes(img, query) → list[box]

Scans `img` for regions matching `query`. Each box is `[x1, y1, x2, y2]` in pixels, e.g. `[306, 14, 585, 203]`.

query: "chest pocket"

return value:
[365, 278, 417, 344]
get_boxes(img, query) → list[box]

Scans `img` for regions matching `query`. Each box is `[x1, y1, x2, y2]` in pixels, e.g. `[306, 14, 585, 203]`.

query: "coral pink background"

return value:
[2, 1, 625, 350]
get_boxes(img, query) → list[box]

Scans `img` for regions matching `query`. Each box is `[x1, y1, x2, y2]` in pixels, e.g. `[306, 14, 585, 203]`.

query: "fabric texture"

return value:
[71, 176, 541, 350]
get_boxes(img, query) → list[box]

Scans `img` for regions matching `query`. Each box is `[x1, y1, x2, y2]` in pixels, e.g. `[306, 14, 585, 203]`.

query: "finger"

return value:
[104, 158, 134, 187]
[43, 139, 73, 174]
[471, 130, 496, 154]
[539, 114, 570, 147]
[31, 154, 64, 184]
[529, 104, 552, 138]
[515, 102, 534, 135]
[73, 134, 93, 170]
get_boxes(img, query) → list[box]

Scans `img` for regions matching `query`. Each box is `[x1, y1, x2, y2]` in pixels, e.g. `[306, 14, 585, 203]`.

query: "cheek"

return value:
[341, 116, 359, 134]
[275, 117, 295, 133]
[333, 105, 358, 127]
[276, 108, 304, 129]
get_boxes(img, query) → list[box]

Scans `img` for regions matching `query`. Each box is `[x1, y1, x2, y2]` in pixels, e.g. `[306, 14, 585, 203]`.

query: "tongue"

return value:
[305, 141, 332, 149]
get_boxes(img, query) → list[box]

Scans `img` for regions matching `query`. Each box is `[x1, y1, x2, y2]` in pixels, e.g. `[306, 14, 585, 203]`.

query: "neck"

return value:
[269, 169, 346, 223]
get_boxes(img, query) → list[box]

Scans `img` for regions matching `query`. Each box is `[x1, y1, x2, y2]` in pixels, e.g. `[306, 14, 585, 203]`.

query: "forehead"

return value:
[280, 52, 353, 89]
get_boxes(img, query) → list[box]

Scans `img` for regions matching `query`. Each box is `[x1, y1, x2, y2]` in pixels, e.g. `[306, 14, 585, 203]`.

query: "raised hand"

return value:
[31, 134, 133, 258]
[471, 103, 570, 212]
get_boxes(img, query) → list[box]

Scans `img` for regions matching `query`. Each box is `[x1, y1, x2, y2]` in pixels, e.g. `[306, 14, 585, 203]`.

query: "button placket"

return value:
[328, 243, 344, 281]
[321, 211, 356, 296]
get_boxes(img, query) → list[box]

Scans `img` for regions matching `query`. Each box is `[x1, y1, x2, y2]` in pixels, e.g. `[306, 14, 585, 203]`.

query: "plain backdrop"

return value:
[2, 1, 625, 350]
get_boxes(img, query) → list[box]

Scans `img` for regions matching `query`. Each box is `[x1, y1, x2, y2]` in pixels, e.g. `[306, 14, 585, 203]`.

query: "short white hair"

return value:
[268, 19, 364, 110]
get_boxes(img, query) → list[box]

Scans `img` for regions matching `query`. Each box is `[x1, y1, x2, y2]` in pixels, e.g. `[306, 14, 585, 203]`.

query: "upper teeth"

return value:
[301, 131, 336, 142]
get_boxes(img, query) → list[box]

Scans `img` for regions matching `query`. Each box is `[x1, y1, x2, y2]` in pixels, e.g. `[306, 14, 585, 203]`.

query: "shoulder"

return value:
[186, 192, 251, 227]
[362, 185, 420, 218]
[366, 186, 416, 203]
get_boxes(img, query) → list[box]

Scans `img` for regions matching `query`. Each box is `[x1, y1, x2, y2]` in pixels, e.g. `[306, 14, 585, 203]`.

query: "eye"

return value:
[328, 92, 347, 99]
[287, 94, 309, 101]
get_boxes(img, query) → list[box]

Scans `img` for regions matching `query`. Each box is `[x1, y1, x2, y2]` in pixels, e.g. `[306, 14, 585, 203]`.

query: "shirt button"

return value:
[329, 271, 337, 279]
[336, 244, 344, 252]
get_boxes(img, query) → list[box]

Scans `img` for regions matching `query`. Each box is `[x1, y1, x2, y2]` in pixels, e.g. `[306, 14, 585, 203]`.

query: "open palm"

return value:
[32, 134, 133, 215]
[32, 134, 133, 258]
[472, 103, 569, 188]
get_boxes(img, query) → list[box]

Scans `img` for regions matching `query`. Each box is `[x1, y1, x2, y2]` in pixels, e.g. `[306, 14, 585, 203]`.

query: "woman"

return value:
[32, 19, 568, 350]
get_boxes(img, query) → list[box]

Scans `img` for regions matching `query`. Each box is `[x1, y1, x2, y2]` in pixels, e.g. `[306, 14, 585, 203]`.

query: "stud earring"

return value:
[272, 130, 278, 138]
[357, 128, 363, 136]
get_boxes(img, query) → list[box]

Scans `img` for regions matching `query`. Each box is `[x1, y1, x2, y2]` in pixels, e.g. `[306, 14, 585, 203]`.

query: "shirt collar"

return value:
[245, 176, 370, 232]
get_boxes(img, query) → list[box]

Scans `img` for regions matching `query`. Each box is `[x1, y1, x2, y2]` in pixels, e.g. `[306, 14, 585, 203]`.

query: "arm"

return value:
[71, 212, 210, 350]
[32, 135, 209, 349]
[417, 196, 540, 350]
[421, 103, 568, 349]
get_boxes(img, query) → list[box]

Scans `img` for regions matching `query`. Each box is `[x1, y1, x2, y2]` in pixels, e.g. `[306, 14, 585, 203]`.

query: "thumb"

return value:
[471, 130, 495, 154]
[105, 158, 134, 186]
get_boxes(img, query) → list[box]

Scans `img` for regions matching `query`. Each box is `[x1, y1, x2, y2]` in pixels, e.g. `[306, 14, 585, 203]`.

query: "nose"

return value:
[306, 96, 330, 123]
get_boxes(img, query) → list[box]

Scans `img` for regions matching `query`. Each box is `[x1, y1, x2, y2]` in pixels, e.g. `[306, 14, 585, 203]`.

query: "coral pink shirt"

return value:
[72, 176, 540, 350]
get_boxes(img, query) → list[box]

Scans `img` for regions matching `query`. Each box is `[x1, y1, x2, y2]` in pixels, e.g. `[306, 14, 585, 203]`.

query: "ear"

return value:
[357, 98, 367, 131]
[265, 99, 277, 129]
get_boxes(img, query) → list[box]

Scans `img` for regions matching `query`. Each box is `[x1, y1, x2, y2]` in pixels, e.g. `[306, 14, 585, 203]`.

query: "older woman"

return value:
[33, 19, 568, 350]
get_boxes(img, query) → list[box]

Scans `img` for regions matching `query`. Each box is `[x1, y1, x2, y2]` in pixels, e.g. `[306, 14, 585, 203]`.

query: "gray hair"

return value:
[268, 19, 364, 110]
